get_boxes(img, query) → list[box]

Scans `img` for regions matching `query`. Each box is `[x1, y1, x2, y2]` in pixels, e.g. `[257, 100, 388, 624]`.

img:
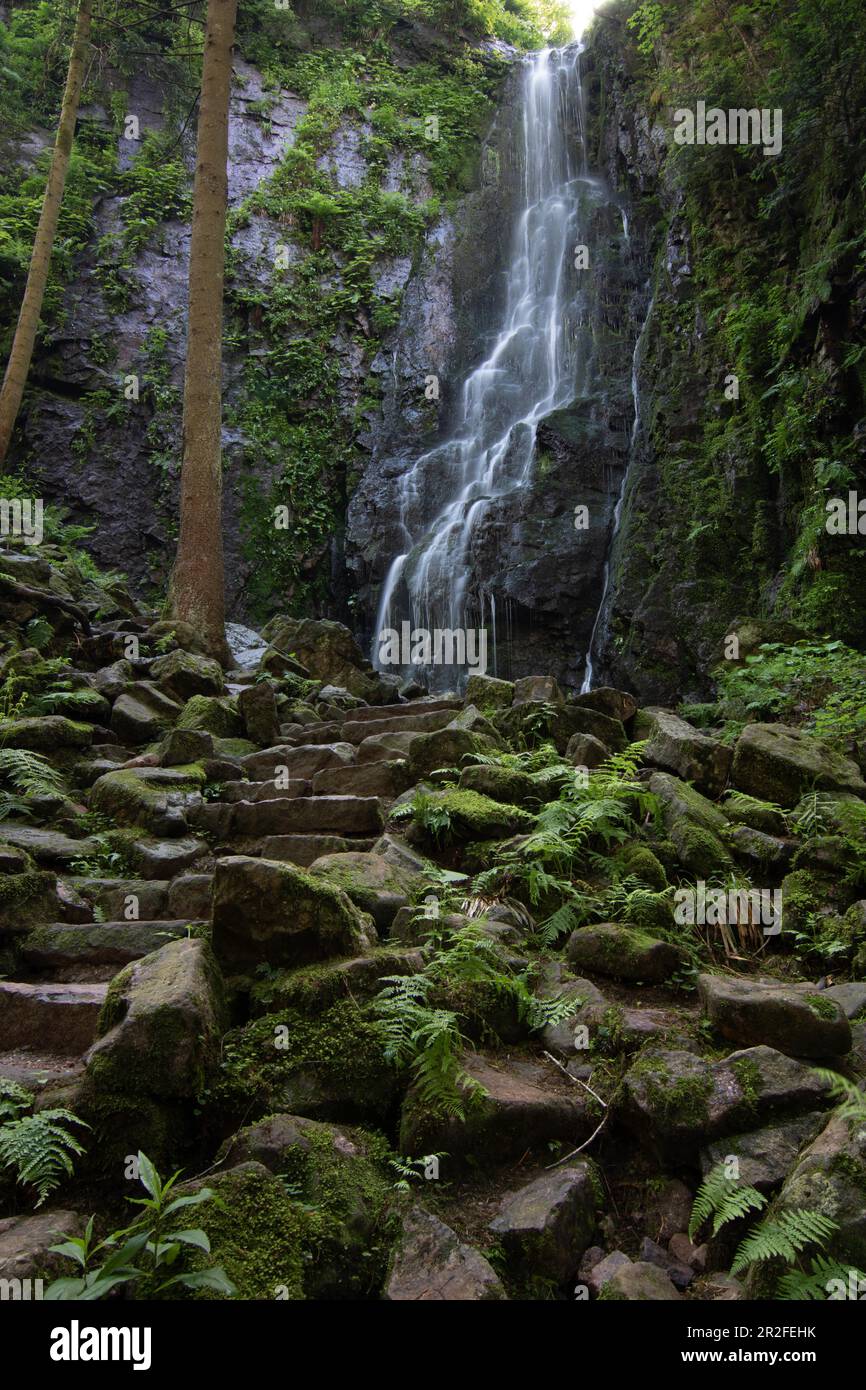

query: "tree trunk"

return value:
[0, 0, 93, 466]
[169, 0, 237, 666]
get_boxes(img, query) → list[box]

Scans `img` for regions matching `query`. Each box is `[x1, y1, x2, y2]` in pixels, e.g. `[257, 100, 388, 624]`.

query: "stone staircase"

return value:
[0, 693, 462, 1093]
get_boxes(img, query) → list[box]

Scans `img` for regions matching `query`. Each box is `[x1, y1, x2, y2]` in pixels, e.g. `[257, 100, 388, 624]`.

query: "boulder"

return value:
[465, 673, 513, 709]
[177, 694, 243, 739]
[407, 727, 500, 779]
[111, 683, 182, 743]
[601, 1262, 682, 1300]
[633, 707, 732, 797]
[86, 938, 227, 1099]
[159, 727, 214, 765]
[0, 715, 91, 750]
[211, 855, 374, 969]
[767, 1111, 866, 1272]
[308, 851, 421, 931]
[649, 771, 734, 876]
[89, 766, 204, 837]
[261, 616, 381, 700]
[513, 675, 564, 706]
[573, 687, 638, 723]
[489, 1163, 597, 1282]
[150, 648, 224, 701]
[565, 732, 609, 768]
[698, 973, 851, 1058]
[0, 1210, 87, 1285]
[385, 1206, 506, 1301]
[618, 1045, 834, 1163]
[700, 1112, 828, 1194]
[238, 681, 281, 746]
[566, 923, 686, 983]
[732, 723, 866, 807]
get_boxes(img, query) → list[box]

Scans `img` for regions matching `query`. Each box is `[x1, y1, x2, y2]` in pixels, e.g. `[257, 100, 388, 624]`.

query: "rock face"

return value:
[731, 724, 866, 806]
[347, 53, 647, 689]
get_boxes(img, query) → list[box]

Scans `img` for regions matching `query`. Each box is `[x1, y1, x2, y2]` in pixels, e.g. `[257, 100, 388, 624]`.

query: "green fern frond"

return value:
[777, 1255, 866, 1300]
[0, 747, 66, 798]
[689, 1163, 767, 1240]
[731, 1208, 839, 1276]
[0, 1108, 90, 1206]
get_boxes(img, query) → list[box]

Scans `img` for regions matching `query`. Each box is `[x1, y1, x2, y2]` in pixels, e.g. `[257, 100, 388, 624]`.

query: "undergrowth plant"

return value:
[0, 1080, 88, 1207]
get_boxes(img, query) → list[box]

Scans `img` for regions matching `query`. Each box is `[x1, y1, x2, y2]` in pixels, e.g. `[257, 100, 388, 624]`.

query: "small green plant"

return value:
[689, 1162, 767, 1241]
[45, 1151, 235, 1300]
[0, 1081, 89, 1207]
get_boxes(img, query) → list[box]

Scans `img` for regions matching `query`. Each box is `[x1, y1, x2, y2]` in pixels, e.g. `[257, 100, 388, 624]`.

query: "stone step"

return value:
[344, 699, 461, 724]
[356, 731, 423, 763]
[0, 981, 107, 1055]
[219, 779, 310, 803]
[230, 795, 385, 837]
[241, 743, 355, 781]
[0, 1051, 86, 1091]
[340, 708, 455, 742]
[311, 760, 412, 799]
[257, 834, 377, 868]
[20, 921, 200, 972]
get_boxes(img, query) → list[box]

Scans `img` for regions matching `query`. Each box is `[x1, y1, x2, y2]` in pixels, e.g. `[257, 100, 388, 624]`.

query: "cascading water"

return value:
[373, 45, 593, 687]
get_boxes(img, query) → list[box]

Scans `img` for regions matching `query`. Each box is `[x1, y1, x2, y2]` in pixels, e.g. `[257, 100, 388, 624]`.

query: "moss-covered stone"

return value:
[0, 869, 57, 931]
[177, 695, 243, 739]
[204, 999, 398, 1128]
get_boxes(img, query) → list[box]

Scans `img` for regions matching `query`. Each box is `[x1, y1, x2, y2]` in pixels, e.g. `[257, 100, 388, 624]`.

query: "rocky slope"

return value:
[1, 533, 865, 1300]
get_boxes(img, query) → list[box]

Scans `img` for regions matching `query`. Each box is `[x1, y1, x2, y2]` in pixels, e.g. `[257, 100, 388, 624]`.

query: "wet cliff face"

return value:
[578, 4, 866, 704]
[347, 48, 649, 690]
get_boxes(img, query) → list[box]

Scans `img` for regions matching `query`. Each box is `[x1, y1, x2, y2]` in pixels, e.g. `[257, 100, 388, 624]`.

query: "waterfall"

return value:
[372, 45, 592, 689]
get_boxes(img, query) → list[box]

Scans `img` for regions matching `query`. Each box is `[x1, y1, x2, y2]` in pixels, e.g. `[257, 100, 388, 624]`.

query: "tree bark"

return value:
[169, 0, 236, 666]
[0, 0, 93, 466]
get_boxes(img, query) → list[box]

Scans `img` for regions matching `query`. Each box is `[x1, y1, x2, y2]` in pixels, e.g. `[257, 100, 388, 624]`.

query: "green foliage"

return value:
[0, 745, 66, 820]
[688, 1162, 766, 1241]
[45, 1151, 235, 1301]
[717, 642, 866, 743]
[372, 919, 571, 1115]
[0, 1087, 89, 1207]
[730, 1209, 839, 1277]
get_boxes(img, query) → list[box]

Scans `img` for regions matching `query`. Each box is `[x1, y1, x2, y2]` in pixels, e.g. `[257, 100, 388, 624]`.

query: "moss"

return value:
[204, 998, 396, 1126]
[613, 843, 668, 891]
[0, 869, 57, 927]
[191, 1166, 311, 1300]
[415, 788, 534, 844]
[804, 992, 840, 1021]
[630, 1054, 713, 1126]
[732, 1055, 763, 1117]
[177, 695, 243, 738]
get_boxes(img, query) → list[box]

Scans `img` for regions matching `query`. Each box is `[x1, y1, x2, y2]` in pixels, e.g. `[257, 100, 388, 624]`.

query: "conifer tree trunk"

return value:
[0, 0, 93, 466]
[169, 0, 237, 664]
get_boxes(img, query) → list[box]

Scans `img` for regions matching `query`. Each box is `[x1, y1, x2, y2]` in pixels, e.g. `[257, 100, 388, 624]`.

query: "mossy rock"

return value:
[407, 788, 534, 845]
[248, 948, 424, 1017]
[0, 715, 92, 750]
[612, 843, 668, 891]
[177, 695, 243, 739]
[204, 998, 399, 1128]
[88, 767, 204, 836]
[458, 763, 539, 806]
[207, 1115, 398, 1298]
[150, 648, 225, 701]
[566, 922, 685, 983]
[0, 869, 57, 931]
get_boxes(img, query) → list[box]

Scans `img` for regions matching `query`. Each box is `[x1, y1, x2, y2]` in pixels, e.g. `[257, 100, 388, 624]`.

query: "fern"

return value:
[777, 1255, 866, 1300]
[689, 1163, 767, 1240]
[0, 747, 66, 798]
[0, 1077, 33, 1123]
[0, 1108, 90, 1206]
[813, 1069, 866, 1130]
[731, 1209, 839, 1276]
